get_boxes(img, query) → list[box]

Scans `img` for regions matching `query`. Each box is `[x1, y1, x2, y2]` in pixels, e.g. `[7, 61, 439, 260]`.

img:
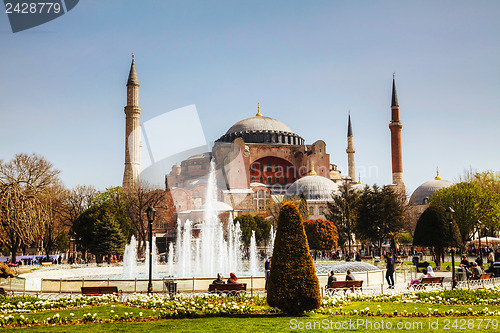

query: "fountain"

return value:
[122, 235, 137, 278]
[170, 160, 250, 277]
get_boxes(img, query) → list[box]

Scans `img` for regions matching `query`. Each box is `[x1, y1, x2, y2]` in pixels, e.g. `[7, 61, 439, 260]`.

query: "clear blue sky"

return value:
[0, 0, 499, 196]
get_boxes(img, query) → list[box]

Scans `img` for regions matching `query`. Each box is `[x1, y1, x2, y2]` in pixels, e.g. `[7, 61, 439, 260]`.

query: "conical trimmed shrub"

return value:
[267, 201, 321, 314]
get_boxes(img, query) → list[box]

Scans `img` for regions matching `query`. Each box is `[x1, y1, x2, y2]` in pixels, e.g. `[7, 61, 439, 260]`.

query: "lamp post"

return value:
[445, 207, 456, 289]
[146, 206, 156, 295]
[476, 220, 483, 264]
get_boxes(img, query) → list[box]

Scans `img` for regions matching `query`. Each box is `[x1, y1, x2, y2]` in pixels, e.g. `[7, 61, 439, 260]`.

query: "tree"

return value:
[40, 184, 70, 259]
[355, 185, 405, 254]
[233, 214, 272, 249]
[91, 211, 126, 259]
[72, 202, 127, 262]
[326, 182, 358, 255]
[430, 182, 500, 244]
[267, 195, 309, 225]
[0, 153, 60, 262]
[125, 182, 169, 253]
[413, 205, 463, 267]
[303, 219, 338, 251]
[267, 202, 320, 315]
[72, 187, 134, 260]
[459, 168, 500, 196]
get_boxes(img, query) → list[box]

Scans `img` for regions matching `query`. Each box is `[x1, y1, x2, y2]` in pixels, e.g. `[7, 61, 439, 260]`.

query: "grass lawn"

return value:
[2, 314, 500, 333]
[2, 301, 500, 332]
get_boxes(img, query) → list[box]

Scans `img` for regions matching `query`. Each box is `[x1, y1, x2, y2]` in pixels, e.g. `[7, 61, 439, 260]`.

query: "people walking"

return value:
[264, 257, 272, 291]
[385, 252, 395, 289]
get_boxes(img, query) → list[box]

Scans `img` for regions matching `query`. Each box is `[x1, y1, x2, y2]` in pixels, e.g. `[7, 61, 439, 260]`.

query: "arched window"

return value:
[319, 206, 324, 215]
[309, 206, 314, 215]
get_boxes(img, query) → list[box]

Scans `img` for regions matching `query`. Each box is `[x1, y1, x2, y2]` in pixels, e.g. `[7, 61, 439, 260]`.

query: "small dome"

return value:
[199, 201, 233, 211]
[350, 183, 367, 192]
[286, 175, 339, 200]
[409, 179, 454, 205]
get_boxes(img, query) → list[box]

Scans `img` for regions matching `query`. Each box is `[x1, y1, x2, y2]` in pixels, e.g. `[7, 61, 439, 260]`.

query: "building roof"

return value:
[286, 175, 339, 201]
[409, 178, 454, 205]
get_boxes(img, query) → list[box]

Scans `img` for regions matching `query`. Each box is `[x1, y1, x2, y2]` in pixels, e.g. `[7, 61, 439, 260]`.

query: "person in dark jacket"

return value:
[385, 252, 395, 289]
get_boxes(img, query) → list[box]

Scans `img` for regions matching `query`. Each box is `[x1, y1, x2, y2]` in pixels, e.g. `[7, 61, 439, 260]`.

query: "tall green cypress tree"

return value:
[267, 202, 320, 314]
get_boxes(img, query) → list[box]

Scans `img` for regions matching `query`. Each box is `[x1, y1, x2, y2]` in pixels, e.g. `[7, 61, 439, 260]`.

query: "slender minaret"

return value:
[389, 73, 404, 188]
[122, 54, 142, 192]
[346, 111, 356, 182]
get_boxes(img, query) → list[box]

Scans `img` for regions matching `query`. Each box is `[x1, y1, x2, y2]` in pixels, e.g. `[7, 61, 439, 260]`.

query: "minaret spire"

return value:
[346, 110, 356, 182]
[389, 73, 404, 189]
[123, 54, 142, 192]
[392, 72, 398, 107]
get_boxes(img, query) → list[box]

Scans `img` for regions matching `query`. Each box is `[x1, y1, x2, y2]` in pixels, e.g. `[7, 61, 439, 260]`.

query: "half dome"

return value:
[286, 175, 339, 200]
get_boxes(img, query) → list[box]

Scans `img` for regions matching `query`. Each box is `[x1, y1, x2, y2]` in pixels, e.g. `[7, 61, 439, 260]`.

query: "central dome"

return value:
[216, 110, 304, 145]
[225, 116, 293, 134]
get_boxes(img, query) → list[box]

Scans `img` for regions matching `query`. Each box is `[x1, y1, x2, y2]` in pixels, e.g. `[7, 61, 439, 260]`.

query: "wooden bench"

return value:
[479, 273, 493, 280]
[208, 283, 246, 295]
[325, 280, 363, 295]
[81, 286, 121, 296]
[410, 276, 444, 290]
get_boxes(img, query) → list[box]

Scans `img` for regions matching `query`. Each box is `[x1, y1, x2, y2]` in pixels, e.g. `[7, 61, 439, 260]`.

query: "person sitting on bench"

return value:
[212, 273, 225, 284]
[345, 270, 355, 281]
[227, 272, 238, 284]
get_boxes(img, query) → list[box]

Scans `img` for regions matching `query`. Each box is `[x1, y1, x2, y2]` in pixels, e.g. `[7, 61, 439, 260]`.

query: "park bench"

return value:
[81, 286, 121, 296]
[410, 276, 444, 290]
[208, 283, 246, 296]
[325, 280, 363, 295]
[479, 273, 493, 280]
[0, 287, 13, 297]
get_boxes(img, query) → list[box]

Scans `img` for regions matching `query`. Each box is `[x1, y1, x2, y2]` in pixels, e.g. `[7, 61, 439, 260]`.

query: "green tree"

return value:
[72, 188, 134, 261]
[413, 205, 463, 267]
[303, 219, 338, 251]
[267, 202, 320, 315]
[91, 211, 126, 259]
[326, 182, 358, 255]
[233, 214, 271, 249]
[430, 182, 500, 244]
[355, 185, 405, 254]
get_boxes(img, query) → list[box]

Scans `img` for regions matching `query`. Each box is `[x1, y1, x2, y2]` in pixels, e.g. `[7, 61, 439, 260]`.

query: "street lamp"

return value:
[146, 206, 156, 295]
[445, 207, 456, 289]
[476, 220, 483, 265]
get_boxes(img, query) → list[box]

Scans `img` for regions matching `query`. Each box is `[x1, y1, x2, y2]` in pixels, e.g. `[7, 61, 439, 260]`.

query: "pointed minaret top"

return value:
[256, 102, 262, 117]
[347, 111, 353, 137]
[127, 54, 139, 86]
[391, 73, 398, 107]
[358, 172, 362, 184]
[435, 167, 442, 180]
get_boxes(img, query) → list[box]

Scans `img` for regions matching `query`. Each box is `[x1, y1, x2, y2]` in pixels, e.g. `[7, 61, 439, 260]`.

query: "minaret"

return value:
[389, 73, 404, 188]
[122, 54, 142, 192]
[346, 111, 356, 182]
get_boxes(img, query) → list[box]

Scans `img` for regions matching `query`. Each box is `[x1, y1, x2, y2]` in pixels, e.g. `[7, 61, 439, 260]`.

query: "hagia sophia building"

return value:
[122, 56, 453, 250]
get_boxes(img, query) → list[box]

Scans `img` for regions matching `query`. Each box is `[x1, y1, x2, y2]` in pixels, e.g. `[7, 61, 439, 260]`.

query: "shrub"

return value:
[267, 202, 321, 315]
[303, 219, 338, 251]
